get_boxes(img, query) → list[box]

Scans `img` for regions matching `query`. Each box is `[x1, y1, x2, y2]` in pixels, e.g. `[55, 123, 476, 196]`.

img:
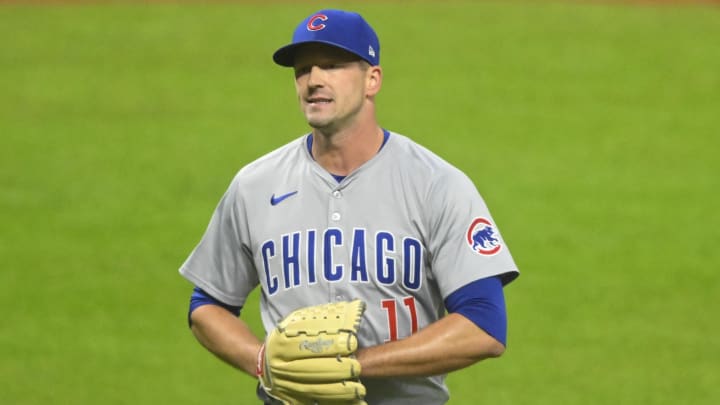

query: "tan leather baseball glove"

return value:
[257, 300, 367, 405]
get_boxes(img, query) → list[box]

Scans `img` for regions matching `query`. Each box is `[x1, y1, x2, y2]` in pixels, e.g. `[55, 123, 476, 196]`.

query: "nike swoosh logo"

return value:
[270, 191, 298, 206]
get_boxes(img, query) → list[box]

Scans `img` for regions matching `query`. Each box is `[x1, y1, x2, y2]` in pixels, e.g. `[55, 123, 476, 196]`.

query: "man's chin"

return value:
[307, 118, 334, 131]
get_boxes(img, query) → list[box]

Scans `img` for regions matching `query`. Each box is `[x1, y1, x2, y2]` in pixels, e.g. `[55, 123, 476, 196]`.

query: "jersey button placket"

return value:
[330, 189, 343, 222]
[328, 188, 344, 302]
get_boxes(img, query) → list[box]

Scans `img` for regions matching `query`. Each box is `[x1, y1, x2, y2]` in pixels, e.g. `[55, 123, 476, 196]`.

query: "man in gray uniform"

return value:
[181, 9, 519, 404]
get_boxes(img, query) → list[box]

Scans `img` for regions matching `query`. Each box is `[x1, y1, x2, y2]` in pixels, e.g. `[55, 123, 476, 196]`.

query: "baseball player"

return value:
[180, 9, 519, 405]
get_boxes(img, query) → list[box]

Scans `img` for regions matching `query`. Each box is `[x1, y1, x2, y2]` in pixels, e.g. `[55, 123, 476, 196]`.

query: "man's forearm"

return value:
[356, 313, 505, 378]
[190, 304, 263, 376]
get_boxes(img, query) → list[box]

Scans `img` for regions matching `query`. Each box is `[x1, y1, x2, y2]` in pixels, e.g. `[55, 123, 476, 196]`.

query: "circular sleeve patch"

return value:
[466, 217, 502, 255]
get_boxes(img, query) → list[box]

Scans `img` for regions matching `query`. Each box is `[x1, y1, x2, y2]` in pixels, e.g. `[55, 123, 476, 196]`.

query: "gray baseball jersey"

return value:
[180, 131, 519, 404]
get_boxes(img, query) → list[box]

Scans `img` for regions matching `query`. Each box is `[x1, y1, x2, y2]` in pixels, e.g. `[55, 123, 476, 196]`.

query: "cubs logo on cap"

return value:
[466, 217, 502, 255]
[306, 14, 328, 31]
[273, 9, 380, 67]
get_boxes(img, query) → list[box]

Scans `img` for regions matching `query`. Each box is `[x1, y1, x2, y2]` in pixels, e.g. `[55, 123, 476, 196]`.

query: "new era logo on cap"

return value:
[273, 9, 380, 67]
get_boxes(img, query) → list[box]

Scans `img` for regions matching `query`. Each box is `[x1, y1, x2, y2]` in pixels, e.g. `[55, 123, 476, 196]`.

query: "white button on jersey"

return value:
[332, 190, 342, 198]
[331, 212, 341, 221]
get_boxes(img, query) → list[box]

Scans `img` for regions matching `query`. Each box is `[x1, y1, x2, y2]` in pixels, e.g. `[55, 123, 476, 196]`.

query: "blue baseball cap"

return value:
[273, 9, 380, 67]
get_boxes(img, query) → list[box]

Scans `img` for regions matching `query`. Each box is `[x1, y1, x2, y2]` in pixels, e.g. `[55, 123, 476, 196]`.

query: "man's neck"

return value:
[311, 123, 384, 176]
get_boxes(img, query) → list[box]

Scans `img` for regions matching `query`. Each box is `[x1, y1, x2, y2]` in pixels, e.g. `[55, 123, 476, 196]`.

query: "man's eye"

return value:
[294, 67, 310, 77]
[294, 62, 347, 77]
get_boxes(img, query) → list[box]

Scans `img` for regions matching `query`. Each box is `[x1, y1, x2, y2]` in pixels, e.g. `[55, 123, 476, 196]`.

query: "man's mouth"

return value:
[307, 97, 333, 105]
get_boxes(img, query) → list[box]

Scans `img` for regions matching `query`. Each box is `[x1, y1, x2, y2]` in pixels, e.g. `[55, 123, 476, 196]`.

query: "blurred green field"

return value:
[1, 1, 719, 404]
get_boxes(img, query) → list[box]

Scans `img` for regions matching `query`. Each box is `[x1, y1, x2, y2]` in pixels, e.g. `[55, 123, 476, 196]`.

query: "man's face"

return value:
[293, 44, 370, 133]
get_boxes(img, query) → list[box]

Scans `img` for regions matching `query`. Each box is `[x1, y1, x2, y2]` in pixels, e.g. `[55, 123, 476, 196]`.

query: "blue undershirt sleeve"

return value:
[444, 276, 508, 346]
[188, 286, 242, 327]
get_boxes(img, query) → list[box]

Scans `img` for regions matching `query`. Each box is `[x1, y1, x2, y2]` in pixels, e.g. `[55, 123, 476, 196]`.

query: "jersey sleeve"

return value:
[188, 286, 243, 327]
[444, 276, 508, 346]
[425, 168, 519, 298]
[179, 174, 259, 307]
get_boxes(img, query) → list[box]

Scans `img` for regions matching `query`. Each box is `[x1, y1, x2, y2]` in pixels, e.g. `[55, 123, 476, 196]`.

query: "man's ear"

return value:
[366, 66, 383, 97]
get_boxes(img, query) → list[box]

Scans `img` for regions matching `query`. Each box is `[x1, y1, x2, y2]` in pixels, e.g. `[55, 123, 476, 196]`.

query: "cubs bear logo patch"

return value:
[466, 217, 502, 255]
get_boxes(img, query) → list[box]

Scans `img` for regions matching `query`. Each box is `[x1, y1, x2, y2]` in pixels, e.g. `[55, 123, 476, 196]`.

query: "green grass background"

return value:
[1, 1, 718, 403]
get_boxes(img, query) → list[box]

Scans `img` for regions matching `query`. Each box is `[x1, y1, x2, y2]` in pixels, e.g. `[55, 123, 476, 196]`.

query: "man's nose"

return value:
[307, 65, 325, 87]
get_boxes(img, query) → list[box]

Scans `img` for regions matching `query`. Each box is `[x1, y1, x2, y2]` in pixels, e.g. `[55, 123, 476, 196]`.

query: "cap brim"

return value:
[272, 42, 306, 67]
[272, 40, 370, 67]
